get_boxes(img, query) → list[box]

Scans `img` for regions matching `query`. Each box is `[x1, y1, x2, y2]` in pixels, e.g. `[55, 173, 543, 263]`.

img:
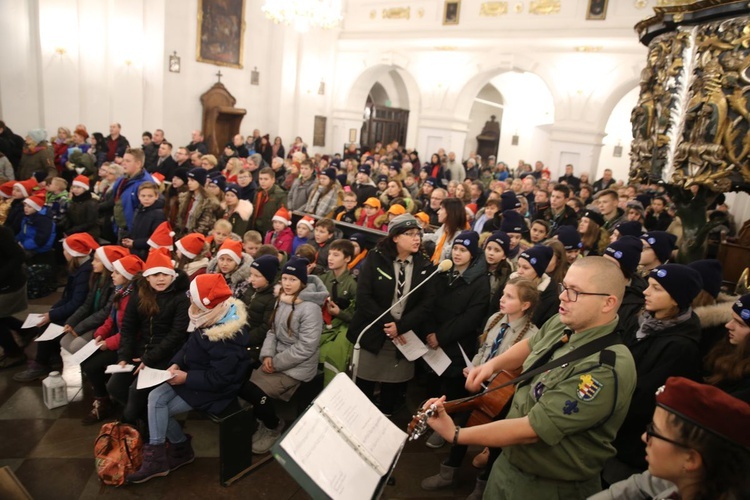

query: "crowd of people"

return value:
[0, 121, 748, 498]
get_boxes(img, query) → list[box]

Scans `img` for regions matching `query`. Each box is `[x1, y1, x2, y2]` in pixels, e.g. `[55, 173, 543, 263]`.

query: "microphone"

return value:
[350, 259, 453, 382]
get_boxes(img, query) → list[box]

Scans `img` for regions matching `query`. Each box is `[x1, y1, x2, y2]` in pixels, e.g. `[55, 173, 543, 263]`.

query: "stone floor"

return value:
[0, 291, 482, 500]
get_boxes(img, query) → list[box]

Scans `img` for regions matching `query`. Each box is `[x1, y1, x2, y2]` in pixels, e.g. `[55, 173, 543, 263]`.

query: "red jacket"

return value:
[356, 209, 384, 229]
[93, 293, 132, 351]
[264, 226, 293, 253]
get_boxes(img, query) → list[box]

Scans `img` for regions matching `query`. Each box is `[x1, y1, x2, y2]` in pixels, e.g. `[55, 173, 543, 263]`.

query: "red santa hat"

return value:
[175, 233, 206, 259]
[272, 207, 292, 226]
[95, 245, 130, 272]
[152, 172, 165, 186]
[72, 175, 90, 191]
[13, 178, 38, 197]
[23, 192, 47, 212]
[297, 215, 315, 232]
[112, 254, 144, 281]
[147, 221, 175, 250]
[189, 273, 232, 311]
[216, 239, 243, 265]
[0, 181, 14, 198]
[142, 247, 176, 277]
[63, 232, 100, 257]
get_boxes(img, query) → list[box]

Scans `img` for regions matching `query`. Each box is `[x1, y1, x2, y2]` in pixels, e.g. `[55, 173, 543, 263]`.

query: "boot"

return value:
[421, 463, 459, 490]
[81, 398, 114, 426]
[466, 478, 487, 500]
[167, 435, 195, 471]
[125, 443, 170, 484]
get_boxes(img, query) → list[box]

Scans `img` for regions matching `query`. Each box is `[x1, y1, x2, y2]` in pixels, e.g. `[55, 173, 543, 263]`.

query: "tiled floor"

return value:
[1, 292, 480, 499]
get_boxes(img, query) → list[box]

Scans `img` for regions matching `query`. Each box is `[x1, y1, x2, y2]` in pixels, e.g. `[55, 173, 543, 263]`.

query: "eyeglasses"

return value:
[645, 422, 690, 448]
[558, 283, 610, 302]
[430, 196, 444, 201]
[401, 230, 422, 238]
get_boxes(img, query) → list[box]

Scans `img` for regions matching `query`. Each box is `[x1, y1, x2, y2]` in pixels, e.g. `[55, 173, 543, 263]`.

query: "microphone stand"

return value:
[350, 262, 451, 383]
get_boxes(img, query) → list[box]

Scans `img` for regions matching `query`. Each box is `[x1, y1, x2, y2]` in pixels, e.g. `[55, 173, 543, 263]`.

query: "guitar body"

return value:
[465, 370, 518, 427]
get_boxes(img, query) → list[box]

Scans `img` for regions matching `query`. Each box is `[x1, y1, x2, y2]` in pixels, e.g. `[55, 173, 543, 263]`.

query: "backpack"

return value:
[94, 422, 143, 486]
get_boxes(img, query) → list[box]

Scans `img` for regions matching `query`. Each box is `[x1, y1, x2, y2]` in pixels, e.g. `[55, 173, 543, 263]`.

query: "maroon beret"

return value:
[656, 377, 750, 449]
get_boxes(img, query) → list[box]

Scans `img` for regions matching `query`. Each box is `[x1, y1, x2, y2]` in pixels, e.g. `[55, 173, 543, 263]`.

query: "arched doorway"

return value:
[596, 86, 639, 182]
[361, 79, 410, 149]
[465, 83, 504, 161]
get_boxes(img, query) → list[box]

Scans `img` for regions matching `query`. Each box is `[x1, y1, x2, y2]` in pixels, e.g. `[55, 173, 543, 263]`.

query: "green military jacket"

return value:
[319, 268, 357, 326]
[503, 316, 636, 482]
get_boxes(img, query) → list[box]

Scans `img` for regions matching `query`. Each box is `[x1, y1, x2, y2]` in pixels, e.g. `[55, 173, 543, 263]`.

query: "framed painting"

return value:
[313, 116, 327, 147]
[197, 0, 245, 68]
[443, 1, 460, 25]
[585, 0, 608, 20]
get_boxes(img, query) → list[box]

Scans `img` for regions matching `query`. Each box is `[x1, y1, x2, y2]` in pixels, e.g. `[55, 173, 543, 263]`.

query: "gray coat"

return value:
[287, 175, 316, 211]
[260, 276, 327, 382]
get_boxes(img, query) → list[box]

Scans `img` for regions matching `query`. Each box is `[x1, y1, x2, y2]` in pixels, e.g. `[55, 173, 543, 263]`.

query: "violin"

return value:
[407, 369, 520, 440]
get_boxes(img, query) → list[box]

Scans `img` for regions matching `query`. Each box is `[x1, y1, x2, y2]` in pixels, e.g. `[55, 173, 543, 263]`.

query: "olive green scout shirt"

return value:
[503, 315, 636, 482]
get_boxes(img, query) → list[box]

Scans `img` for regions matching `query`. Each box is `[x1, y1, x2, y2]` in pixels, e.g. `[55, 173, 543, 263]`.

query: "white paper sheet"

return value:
[422, 347, 452, 376]
[22, 313, 46, 329]
[136, 366, 174, 389]
[105, 364, 135, 374]
[393, 330, 429, 361]
[34, 323, 66, 342]
[67, 339, 100, 365]
[458, 343, 473, 369]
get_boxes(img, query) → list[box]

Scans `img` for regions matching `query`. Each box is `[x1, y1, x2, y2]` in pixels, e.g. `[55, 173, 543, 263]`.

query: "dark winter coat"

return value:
[352, 180, 378, 207]
[0, 127, 24, 167]
[18, 144, 55, 181]
[532, 274, 560, 328]
[614, 312, 702, 470]
[426, 255, 490, 377]
[693, 293, 734, 358]
[226, 199, 253, 238]
[617, 275, 647, 344]
[17, 208, 56, 255]
[0, 225, 26, 294]
[241, 282, 277, 359]
[118, 271, 191, 368]
[4, 199, 24, 234]
[176, 191, 221, 237]
[49, 259, 93, 324]
[251, 184, 287, 236]
[347, 248, 436, 353]
[171, 298, 251, 415]
[66, 274, 115, 333]
[128, 198, 166, 260]
[61, 190, 99, 239]
[538, 205, 579, 234]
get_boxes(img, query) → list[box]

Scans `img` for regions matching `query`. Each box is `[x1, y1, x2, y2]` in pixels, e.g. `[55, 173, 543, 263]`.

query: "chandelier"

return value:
[261, 0, 343, 33]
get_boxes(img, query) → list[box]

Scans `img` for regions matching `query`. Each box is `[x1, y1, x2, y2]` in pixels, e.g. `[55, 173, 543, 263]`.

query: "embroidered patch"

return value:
[563, 400, 579, 415]
[533, 382, 545, 400]
[577, 374, 603, 401]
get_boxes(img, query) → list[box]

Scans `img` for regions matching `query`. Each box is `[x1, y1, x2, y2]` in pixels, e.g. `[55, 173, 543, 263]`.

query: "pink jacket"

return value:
[264, 226, 293, 253]
[93, 294, 132, 351]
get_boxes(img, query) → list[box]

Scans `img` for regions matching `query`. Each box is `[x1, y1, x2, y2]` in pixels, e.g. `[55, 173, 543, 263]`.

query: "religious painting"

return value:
[197, 0, 245, 68]
[585, 0, 608, 20]
[443, 1, 461, 25]
[314, 116, 327, 147]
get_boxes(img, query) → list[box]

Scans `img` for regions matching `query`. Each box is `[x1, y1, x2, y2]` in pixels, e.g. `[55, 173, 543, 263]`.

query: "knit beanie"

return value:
[688, 259, 723, 299]
[282, 257, 309, 284]
[453, 230, 479, 259]
[732, 294, 750, 327]
[614, 220, 643, 238]
[556, 225, 582, 250]
[225, 183, 240, 197]
[500, 191, 521, 212]
[649, 264, 703, 311]
[605, 236, 643, 275]
[424, 177, 438, 188]
[358, 164, 371, 176]
[485, 231, 510, 255]
[377, 174, 388, 184]
[519, 245, 554, 278]
[209, 175, 226, 192]
[250, 254, 280, 284]
[349, 233, 366, 245]
[321, 168, 337, 181]
[173, 167, 189, 184]
[187, 167, 208, 186]
[500, 210, 524, 234]
[641, 231, 677, 264]
[28, 129, 47, 144]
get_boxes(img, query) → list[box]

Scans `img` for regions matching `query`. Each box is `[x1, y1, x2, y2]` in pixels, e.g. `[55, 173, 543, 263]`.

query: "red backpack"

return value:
[94, 422, 143, 486]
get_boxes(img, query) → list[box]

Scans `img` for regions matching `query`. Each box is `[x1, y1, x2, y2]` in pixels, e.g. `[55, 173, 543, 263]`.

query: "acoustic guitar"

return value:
[407, 369, 520, 440]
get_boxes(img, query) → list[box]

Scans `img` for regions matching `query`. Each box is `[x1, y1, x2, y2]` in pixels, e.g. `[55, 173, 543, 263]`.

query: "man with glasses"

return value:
[426, 187, 446, 226]
[425, 257, 636, 499]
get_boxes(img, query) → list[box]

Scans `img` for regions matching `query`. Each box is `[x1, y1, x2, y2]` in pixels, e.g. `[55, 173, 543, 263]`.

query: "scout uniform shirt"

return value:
[499, 316, 636, 482]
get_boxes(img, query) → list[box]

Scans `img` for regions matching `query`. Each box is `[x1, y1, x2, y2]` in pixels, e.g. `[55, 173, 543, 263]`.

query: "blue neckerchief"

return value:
[217, 303, 239, 325]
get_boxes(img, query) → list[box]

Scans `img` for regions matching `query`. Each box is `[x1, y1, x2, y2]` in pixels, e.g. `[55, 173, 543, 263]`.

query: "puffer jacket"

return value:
[17, 208, 56, 255]
[66, 274, 115, 333]
[61, 190, 99, 239]
[49, 258, 93, 324]
[241, 281, 277, 358]
[206, 253, 254, 298]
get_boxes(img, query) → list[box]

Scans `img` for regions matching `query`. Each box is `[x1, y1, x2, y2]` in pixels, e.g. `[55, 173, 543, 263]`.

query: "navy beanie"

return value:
[377, 174, 388, 184]
[358, 164, 371, 176]
[649, 264, 703, 311]
[389, 162, 402, 173]
[321, 168, 338, 182]
[485, 230, 510, 255]
[732, 294, 750, 327]
[173, 167, 189, 184]
[250, 254, 280, 284]
[225, 183, 240, 197]
[556, 225, 582, 250]
[349, 232, 366, 245]
[500, 210, 525, 234]
[209, 174, 226, 192]
[688, 259, 723, 298]
[582, 209, 605, 228]
[424, 177, 438, 188]
[453, 230, 479, 259]
[500, 191, 521, 212]
[615, 221, 643, 238]
[641, 231, 677, 263]
[282, 257, 309, 285]
[605, 236, 643, 275]
[188, 167, 208, 186]
[520, 245, 554, 278]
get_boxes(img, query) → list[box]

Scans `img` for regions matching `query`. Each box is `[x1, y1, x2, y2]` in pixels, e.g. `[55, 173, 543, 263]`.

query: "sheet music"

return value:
[459, 343, 473, 369]
[22, 313, 46, 329]
[34, 323, 66, 342]
[422, 347, 452, 376]
[393, 330, 429, 361]
[67, 339, 100, 365]
[135, 366, 174, 389]
[105, 364, 135, 374]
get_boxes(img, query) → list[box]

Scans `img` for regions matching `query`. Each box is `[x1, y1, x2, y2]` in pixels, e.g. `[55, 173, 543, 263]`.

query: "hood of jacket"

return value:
[693, 293, 735, 329]
[456, 251, 488, 285]
[202, 298, 249, 342]
[206, 253, 254, 285]
[298, 274, 329, 306]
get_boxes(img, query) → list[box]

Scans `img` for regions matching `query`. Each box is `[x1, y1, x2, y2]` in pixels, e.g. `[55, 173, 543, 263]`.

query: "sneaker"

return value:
[426, 431, 446, 449]
[81, 398, 114, 426]
[252, 419, 284, 454]
[12, 361, 49, 382]
[0, 353, 27, 370]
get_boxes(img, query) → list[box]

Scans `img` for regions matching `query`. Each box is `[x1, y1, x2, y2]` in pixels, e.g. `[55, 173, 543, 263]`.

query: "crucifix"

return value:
[215, 70, 223, 83]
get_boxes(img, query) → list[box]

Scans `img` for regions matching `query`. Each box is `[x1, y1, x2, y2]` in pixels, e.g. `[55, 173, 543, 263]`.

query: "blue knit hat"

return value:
[485, 231, 510, 255]
[732, 294, 750, 327]
[187, 167, 207, 186]
[641, 231, 677, 264]
[377, 174, 388, 184]
[349, 232, 366, 245]
[250, 255, 279, 284]
[424, 177, 438, 188]
[209, 174, 226, 192]
[225, 183, 241, 197]
[282, 257, 309, 285]
[688, 259, 722, 299]
[556, 225, 582, 250]
[389, 162, 401, 173]
[605, 236, 643, 275]
[614, 221, 643, 238]
[500, 210, 525, 234]
[649, 264, 703, 311]
[321, 168, 338, 182]
[520, 245, 554, 278]
[358, 164, 371, 176]
[453, 230, 479, 258]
